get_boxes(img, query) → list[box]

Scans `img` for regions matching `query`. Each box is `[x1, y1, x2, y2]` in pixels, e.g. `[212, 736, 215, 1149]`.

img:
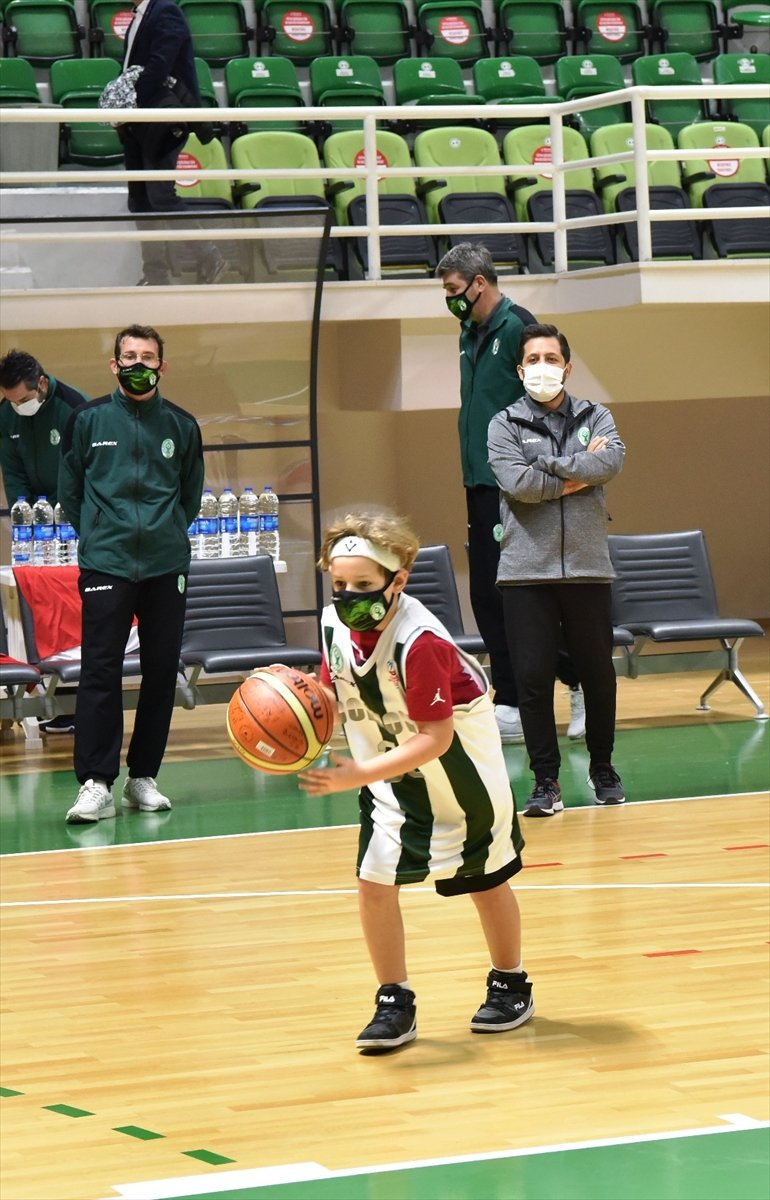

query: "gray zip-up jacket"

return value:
[488, 392, 625, 584]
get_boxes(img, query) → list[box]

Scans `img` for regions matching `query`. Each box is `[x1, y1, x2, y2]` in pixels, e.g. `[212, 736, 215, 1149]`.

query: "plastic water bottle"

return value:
[258, 485, 280, 560]
[54, 502, 78, 566]
[187, 514, 199, 560]
[238, 486, 259, 557]
[10, 495, 33, 566]
[218, 487, 238, 558]
[32, 495, 56, 565]
[198, 488, 220, 559]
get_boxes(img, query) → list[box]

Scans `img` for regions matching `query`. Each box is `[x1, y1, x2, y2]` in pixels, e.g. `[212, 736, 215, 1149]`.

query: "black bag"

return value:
[163, 76, 216, 145]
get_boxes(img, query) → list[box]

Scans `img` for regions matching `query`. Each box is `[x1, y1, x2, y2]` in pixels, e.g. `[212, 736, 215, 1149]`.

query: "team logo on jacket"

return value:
[493, 523, 503, 543]
[50, 429, 60, 446]
[578, 426, 591, 446]
[492, 337, 500, 356]
[177, 575, 186, 594]
[161, 439, 175, 458]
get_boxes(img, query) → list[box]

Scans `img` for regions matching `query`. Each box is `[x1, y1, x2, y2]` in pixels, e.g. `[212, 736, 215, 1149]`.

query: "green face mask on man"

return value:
[116, 362, 160, 396]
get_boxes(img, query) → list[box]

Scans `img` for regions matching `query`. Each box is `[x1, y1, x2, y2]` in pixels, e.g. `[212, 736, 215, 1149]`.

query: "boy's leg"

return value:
[356, 878, 416, 1053]
[469, 882, 534, 1033]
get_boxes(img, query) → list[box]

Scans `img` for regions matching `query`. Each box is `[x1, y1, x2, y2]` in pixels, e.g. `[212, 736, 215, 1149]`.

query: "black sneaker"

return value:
[38, 714, 75, 734]
[522, 778, 563, 817]
[471, 969, 534, 1033]
[356, 984, 417, 1054]
[588, 763, 625, 805]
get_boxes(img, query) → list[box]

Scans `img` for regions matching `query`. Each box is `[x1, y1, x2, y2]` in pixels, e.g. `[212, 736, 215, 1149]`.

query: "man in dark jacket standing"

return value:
[58, 324, 204, 823]
[121, 0, 224, 285]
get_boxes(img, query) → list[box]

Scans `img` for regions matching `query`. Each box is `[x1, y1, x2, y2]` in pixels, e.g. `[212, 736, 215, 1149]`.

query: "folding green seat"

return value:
[574, 0, 649, 61]
[713, 52, 770, 136]
[0, 56, 41, 104]
[590, 122, 701, 256]
[225, 56, 305, 133]
[49, 57, 123, 164]
[413, 0, 491, 67]
[631, 52, 710, 137]
[413, 125, 527, 269]
[309, 55, 387, 133]
[177, 0, 253, 66]
[392, 57, 485, 131]
[494, 0, 570, 64]
[555, 54, 632, 136]
[502, 123, 616, 265]
[255, 0, 334, 63]
[650, 0, 725, 60]
[2, 0, 83, 64]
[323, 129, 437, 273]
[678, 119, 769, 253]
[87, 0, 133, 59]
[472, 55, 563, 125]
[336, 0, 414, 65]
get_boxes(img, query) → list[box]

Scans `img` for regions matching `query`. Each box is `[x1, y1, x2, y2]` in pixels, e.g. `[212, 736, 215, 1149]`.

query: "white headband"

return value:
[329, 535, 402, 573]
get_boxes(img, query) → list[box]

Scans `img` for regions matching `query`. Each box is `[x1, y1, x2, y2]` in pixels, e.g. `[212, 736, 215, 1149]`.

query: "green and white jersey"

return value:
[322, 594, 522, 888]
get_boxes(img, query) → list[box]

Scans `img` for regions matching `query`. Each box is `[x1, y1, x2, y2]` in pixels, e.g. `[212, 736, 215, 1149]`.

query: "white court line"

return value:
[2, 880, 768, 909]
[3, 789, 768, 859]
[104, 1116, 770, 1199]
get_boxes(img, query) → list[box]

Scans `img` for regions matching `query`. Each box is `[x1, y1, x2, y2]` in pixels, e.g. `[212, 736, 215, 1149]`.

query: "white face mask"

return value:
[521, 363, 566, 404]
[13, 396, 42, 417]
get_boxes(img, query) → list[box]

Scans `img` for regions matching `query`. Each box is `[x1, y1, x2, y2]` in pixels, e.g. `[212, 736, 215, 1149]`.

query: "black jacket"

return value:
[123, 0, 201, 109]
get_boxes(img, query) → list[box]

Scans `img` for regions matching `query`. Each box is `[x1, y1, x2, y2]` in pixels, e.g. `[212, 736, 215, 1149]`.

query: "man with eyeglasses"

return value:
[0, 349, 89, 511]
[58, 324, 204, 825]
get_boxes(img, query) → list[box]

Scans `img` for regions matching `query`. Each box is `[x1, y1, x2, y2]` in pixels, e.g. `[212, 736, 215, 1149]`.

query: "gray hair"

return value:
[435, 242, 498, 285]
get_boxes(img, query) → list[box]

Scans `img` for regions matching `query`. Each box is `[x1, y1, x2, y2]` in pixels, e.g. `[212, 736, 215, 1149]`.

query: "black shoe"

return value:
[199, 252, 227, 285]
[39, 714, 75, 735]
[137, 273, 172, 286]
[522, 778, 563, 817]
[470, 969, 534, 1033]
[356, 984, 416, 1054]
[588, 763, 625, 805]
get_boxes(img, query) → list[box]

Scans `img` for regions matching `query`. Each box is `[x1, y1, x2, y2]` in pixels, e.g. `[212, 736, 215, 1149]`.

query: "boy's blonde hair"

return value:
[318, 512, 420, 572]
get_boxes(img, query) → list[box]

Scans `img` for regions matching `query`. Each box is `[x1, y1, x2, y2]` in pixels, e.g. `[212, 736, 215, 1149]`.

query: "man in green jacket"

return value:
[58, 324, 204, 824]
[0, 350, 89, 509]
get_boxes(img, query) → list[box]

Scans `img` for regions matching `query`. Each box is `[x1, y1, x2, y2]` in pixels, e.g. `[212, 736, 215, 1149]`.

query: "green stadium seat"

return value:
[0, 56, 41, 104]
[174, 132, 233, 204]
[336, 0, 414, 64]
[713, 52, 770, 136]
[177, 0, 253, 66]
[255, 0, 334, 63]
[631, 52, 710, 137]
[194, 57, 219, 109]
[725, 4, 770, 54]
[574, 0, 650, 61]
[678, 119, 770, 254]
[309, 56, 387, 133]
[473, 56, 565, 130]
[323, 129, 438, 274]
[49, 56, 123, 164]
[590, 122, 701, 257]
[413, 0, 491, 67]
[555, 54, 632, 136]
[225, 56, 305, 133]
[494, 0, 570, 64]
[650, 0, 725, 60]
[503, 123, 616, 266]
[392, 57, 486, 130]
[2, 0, 83, 64]
[413, 124, 528, 270]
[87, 0, 133, 59]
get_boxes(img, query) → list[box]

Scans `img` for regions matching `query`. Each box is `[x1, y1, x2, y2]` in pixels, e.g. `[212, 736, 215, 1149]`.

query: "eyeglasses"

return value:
[118, 353, 161, 366]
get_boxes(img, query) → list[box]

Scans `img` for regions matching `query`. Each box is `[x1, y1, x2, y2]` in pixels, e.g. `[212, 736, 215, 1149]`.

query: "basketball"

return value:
[226, 665, 336, 774]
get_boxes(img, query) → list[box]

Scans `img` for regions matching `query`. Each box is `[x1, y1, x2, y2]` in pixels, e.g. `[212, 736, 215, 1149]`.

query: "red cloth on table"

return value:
[12, 566, 82, 659]
[0, 652, 39, 672]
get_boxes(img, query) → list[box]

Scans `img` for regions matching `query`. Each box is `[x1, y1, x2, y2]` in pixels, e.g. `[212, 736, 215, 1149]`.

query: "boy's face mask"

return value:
[332, 571, 397, 632]
[116, 362, 160, 396]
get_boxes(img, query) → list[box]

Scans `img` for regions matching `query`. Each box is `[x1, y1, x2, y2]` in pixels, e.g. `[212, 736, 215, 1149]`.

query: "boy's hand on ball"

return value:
[299, 753, 365, 795]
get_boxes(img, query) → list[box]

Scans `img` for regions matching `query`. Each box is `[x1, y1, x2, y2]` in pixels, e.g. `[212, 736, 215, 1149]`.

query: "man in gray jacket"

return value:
[488, 323, 625, 816]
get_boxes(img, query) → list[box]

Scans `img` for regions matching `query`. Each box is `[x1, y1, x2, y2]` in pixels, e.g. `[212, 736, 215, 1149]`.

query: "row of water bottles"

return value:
[190, 485, 280, 560]
[10, 495, 78, 567]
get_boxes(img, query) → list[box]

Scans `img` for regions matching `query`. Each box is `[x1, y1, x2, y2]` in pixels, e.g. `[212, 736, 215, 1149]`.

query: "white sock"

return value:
[492, 963, 523, 975]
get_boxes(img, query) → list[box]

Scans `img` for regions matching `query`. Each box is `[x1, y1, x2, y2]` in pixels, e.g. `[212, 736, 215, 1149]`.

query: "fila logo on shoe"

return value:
[491, 979, 510, 990]
[380, 994, 396, 1003]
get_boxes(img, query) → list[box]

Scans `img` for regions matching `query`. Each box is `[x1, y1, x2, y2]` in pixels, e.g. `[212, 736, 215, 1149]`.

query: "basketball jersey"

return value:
[321, 593, 522, 888]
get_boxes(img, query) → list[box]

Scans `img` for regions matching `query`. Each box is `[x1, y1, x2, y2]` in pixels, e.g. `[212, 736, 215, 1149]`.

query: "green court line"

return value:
[114, 1125, 165, 1141]
[183, 1149, 238, 1165]
[43, 1103, 94, 1118]
[0, 1087, 23, 1097]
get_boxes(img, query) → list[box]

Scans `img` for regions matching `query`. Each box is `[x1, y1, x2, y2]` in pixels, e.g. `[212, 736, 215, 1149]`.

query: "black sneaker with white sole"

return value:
[523, 778, 563, 817]
[39, 714, 75, 734]
[588, 763, 625, 805]
[356, 984, 417, 1054]
[470, 969, 534, 1033]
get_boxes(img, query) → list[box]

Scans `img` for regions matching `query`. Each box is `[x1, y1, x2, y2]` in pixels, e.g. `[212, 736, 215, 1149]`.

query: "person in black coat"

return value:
[121, 0, 225, 285]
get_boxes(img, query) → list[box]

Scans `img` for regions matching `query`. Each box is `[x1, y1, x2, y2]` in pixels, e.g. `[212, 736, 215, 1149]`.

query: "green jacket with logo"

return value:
[58, 387, 204, 581]
[458, 297, 535, 489]
[0, 376, 89, 509]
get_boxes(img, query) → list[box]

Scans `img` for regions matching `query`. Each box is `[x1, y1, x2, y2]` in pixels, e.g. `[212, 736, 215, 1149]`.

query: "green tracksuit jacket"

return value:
[0, 376, 89, 509]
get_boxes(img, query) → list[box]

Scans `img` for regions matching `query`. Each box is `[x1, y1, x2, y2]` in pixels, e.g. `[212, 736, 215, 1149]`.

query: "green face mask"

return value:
[117, 362, 160, 396]
[332, 572, 396, 632]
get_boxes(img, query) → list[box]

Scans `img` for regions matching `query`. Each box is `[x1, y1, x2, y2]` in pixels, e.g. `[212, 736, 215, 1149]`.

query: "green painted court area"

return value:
[1, 719, 768, 856]
[167, 1127, 770, 1200]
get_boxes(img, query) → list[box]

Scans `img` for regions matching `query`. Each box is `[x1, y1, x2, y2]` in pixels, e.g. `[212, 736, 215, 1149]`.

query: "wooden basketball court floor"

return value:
[1, 653, 769, 1200]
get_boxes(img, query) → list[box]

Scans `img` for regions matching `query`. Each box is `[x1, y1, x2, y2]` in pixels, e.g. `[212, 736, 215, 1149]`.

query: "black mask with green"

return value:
[116, 362, 161, 396]
[445, 280, 479, 321]
[332, 571, 397, 632]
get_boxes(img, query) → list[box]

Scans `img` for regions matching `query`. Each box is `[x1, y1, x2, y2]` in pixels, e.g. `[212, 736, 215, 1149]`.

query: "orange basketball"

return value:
[226, 665, 335, 774]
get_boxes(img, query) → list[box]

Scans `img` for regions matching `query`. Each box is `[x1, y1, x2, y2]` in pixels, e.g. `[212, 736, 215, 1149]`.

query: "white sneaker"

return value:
[567, 686, 586, 740]
[495, 704, 525, 744]
[122, 776, 172, 812]
[66, 779, 115, 824]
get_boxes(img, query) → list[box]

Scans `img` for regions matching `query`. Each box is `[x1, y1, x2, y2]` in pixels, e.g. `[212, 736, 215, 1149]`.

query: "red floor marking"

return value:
[723, 844, 770, 851]
[644, 949, 701, 958]
[621, 853, 667, 859]
[523, 862, 563, 869]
